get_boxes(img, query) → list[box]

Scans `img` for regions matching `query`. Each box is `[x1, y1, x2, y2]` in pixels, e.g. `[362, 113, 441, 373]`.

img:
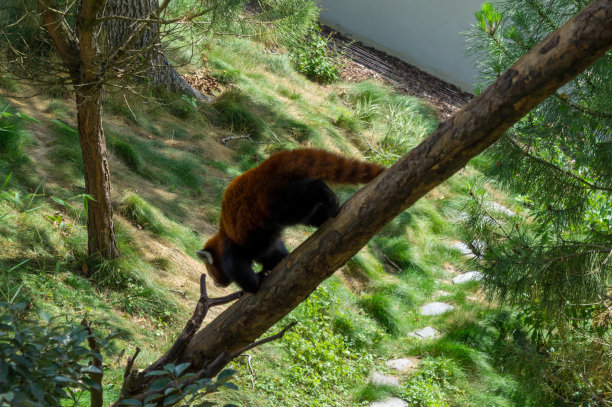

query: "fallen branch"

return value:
[221, 134, 252, 145]
[123, 347, 141, 379]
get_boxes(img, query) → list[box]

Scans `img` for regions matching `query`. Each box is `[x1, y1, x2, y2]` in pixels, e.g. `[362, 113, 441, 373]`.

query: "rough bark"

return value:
[76, 85, 120, 259]
[103, 0, 211, 101]
[38, 0, 120, 258]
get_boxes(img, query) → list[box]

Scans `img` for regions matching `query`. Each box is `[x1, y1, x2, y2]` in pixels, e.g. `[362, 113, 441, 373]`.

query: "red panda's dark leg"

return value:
[302, 181, 339, 227]
[271, 179, 339, 227]
[221, 240, 260, 293]
[256, 238, 289, 271]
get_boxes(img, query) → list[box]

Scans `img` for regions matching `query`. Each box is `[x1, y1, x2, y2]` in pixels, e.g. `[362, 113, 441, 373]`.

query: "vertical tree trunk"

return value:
[76, 84, 120, 259]
[103, 0, 209, 100]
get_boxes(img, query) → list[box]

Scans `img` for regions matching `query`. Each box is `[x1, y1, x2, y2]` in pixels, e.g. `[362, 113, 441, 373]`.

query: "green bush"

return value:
[291, 28, 342, 83]
[0, 302, 104, 406]
[400, 357, 461, 407]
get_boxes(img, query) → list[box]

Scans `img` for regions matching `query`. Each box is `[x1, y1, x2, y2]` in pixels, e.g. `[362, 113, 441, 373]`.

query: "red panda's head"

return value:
[196, 234, 231, 287]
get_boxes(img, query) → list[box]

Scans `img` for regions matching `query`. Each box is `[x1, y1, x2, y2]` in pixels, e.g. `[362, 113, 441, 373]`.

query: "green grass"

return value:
[120, 192, 200, 253]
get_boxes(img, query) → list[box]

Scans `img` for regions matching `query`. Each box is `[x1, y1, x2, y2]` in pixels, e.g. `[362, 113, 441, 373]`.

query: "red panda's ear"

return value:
[196, 250, 214, 264]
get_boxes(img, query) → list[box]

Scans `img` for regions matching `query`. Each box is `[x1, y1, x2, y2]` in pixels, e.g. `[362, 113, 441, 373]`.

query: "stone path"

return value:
[369, 372, 400, 387]
[386, 357, 420, 373]
[452, 271, 483, 284]
[370, 398, 408, 407]
[420, 302, 454, 316]
[408, 326, 439, 339]
[487, 202, 515, 217]
[367, 233, 489, 406]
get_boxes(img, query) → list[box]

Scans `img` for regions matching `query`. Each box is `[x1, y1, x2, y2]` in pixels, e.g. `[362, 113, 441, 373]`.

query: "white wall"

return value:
[319, 0, 483, 92]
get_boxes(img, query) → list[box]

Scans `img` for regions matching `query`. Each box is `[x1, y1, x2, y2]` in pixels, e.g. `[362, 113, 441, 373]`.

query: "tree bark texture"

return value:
[170, 0, 612, 377]
[76, 85, 120, 259]
[103, 0, 210, 100]
[38, 0, 120, 258]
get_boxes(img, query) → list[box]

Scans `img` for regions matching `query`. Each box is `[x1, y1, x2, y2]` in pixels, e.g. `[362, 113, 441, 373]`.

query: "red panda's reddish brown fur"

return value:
[198, 149, 385, 292]
[219, 149, 384, 246]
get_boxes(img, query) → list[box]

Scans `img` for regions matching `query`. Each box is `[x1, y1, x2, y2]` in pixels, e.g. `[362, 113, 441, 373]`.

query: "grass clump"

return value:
[212, 90, 267, 138]
[108, 137, 144, 172]
[48, 120, 83, 177]
[359, 291, 401, 335]
[0, 103, 35, 177]
[120, 193, 200, 253]
[107, 132, 204, 192]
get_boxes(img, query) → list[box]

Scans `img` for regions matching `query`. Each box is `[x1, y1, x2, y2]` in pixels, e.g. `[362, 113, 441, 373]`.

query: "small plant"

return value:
[400, 357, 462, 407]
[120, 363, 238, 407]
[291, 28, 343, 83]
[0, 302, 107, 406]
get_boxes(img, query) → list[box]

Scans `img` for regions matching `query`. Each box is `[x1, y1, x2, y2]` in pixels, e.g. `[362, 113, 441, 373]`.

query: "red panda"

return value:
[197, 148, 385, 293]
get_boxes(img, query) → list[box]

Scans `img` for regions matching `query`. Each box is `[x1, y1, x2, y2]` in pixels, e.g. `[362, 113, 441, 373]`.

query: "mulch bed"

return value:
[324, 26, 473, 119]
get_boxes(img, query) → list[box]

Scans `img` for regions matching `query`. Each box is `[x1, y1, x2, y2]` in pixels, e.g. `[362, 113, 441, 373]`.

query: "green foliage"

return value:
[291, 28, 343, 83]
[465, 2, 612, 403]
[119, 364, 238, 407]
[0, 301, 105, 406]
[399, 358, 461, 407]
[248, 285, 375, 406]
[359, 292, 401, 335]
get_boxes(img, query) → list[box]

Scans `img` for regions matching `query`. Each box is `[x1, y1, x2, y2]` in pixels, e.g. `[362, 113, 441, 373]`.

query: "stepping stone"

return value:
[452, 271, 483, 284]
[369, 372, 400, 387]
[452, 240, 486, 257]
[455, 211, 470, 222]
[487, 202, 515, 217]
[408, 326, 439, 339]
[370, 398, 408, 407]
[420, 302, 454, 316]
[385, 357, 419, 373]
[472, 239, 486, 253]
[452, 241, 474, 257]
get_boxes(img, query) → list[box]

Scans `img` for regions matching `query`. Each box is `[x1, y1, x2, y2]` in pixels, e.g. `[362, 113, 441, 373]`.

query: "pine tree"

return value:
[465, 1, 611, 403]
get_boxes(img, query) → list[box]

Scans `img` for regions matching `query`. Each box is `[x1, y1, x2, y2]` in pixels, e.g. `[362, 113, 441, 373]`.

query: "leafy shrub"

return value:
[122, 363, 238, 407]
[249, 285, 374, 406]
[0, 302, 105, 407]
[291, 28, 342, 83]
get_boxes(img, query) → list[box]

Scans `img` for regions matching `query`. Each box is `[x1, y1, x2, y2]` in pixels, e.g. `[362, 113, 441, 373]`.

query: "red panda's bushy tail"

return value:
[265, 148, 385, 184]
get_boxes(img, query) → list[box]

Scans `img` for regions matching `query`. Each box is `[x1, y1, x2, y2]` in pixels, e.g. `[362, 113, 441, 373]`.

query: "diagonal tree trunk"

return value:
[115, 0, 612, 400]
